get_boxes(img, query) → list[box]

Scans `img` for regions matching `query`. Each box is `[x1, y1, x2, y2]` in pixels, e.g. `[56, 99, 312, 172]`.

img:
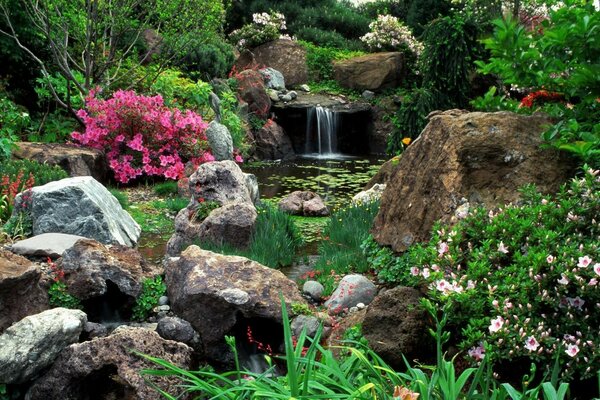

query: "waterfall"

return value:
[305, 106, 339, 156]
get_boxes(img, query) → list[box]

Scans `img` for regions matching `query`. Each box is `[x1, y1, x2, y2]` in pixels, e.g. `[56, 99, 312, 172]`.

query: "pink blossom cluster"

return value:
[72, 89, 212, 183]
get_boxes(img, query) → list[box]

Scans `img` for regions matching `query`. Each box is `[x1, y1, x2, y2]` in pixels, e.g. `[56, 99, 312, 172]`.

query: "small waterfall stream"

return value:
[305, 106, 340, 156]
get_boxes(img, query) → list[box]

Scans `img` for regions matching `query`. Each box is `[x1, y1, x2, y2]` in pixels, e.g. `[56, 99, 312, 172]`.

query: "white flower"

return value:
[498, 241, 509, 254]
[594, 263, 600, 277]
[524, 336, 540, 351]
[557, 274, 569, 285]
[565, 344, 580, 357]
[578, 255, 593, 268]
[489, 316, 505, 333]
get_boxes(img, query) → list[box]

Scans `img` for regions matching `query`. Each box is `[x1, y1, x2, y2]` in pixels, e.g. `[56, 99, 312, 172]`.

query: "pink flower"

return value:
[589, 278, 598, 286]
[498, 241, 509, 254]
[468, 344, 485, 361]
[578, 256, 593, 268]
[565, 344, 579, 357]
[435, 279, 450, 293]
[557, 274, 569, 285]
[489, 316, 505, 334]
[567, 296, 585, 310]
[410, 267, 420, 276]
[235, 154, 244, 163]
[594, 263, 600, 276]
[524, 336, 540, 352]
[546, 255, 554, 263]
[422, 268, 430, 279]
[437, 242, 449, 256]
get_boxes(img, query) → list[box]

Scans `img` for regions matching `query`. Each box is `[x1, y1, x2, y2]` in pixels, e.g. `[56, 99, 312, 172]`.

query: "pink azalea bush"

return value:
[72, 89, 213, 183]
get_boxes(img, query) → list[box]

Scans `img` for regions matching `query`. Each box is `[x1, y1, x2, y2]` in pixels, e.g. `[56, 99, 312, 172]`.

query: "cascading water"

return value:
[305, 105, 339, 157]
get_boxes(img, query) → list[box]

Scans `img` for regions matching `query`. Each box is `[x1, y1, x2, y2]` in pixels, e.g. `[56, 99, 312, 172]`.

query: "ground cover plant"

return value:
[364, 168, 600, 383]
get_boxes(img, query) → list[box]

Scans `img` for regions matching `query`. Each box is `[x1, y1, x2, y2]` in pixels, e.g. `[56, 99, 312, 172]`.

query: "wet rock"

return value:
[362, 90, 375, 100]
[26, 326, 193, 400]
[206, 120, 234, 161]
[299, 84, 310, 92]
[165, 246, 306, 363]
[157, 316, 202, 351]
[9, 233, 87, 259]
[279, 191, 329, 216]
[0, 250, 48, 333]
[244, 173, 260, 204]
[13, 176, 141, 247]
[12, 142, 108, 183]
[324, 275, 377, 315]
[333, 52, 404, 91]
[363, 287, 433, 368]
[372, 110, 576, 252]
[0, 308, 86, 384]
[254, 121, 296, 160]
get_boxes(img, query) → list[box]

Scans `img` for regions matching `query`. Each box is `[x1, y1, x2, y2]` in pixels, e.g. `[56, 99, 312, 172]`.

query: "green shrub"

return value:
[295, 27, 364, 51]
[301, 41, 364, 82]
[0, 94, 30, 160]
[172, 37, 235, 81]
[48, 280, 82, 309]
[406, 0, 452, 36]
[132, 276, 166, 321]
[365, 168, 600, 381]
[153, 181, 179, 196]
[27, 111, 78, 143]
[310, 201, 380, 295]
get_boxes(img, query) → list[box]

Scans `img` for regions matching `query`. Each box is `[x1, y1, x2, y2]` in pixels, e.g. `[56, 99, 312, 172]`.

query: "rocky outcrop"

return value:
[13, 176, 141, 247]
[9, 233, 87, 259]
[362, 287, 433, 368]
[373, 110, 575, 252]
[12, 142, 108, 183]
[166, 161, 256, 256]
[236, 69, 271, 119]
[254, 120, 295, 160]
[333, 52, 404, 91]
[205, 120, 234, 161]
[324, 274, 377, 315]
[26, 327, 193, 400]
[0, 308, 86, 384]
[236, 40, 308, 87]
[165, 246, 306, 363]
[58, 239, 160, 301]
[279, 191, 329, 216]
[0, 250, 49, 333]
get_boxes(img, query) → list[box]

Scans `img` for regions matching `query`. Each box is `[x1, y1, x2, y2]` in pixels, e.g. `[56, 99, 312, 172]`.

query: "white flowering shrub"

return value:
[228, 11, 292, 50]
[360, 14, 423, 55]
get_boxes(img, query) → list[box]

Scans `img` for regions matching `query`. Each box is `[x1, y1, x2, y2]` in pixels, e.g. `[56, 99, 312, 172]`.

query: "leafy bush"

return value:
[132, 275, 166, 321]
[309, 200, 380, 295]
[366, 168, 600, 381]
[172, 36, 235, 81]
[301, 41, 364, 82]
[72, 89, 213, 184]
[387, 87, 437, 153]
[148, 68, 213, 114]
[27, 111, 78, 143]
[294, 26, 364, 51]
[151, 197, 189, 214]
[476, 2, 600, 167]
[0, 94, 30, 160]
[228, 11, 289, 50]
[360, 14, 423, 55]
[405, 0, 452, 36]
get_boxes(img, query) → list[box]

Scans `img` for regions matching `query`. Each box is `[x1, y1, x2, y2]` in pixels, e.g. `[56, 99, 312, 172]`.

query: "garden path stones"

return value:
[278, 190, 329, 216]
[9, 232, 87, 259]
[165, 246, 307, 364]
[12, 176, 141, 247]
[362, 286, 433, 368]
[324, 274, 377, 315]
[0, 249, 49, 333]
[0, 308, 86, 384]
[26, 326, 193, 399]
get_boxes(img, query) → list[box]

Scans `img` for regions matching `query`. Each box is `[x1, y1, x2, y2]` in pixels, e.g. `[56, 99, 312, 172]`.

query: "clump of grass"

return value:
[109, 187, 129, 209]
[153, 181, 179, 196]
[151, 197, 189, 214]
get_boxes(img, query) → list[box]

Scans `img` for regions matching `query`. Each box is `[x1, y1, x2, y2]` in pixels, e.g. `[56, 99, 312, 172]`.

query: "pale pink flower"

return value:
[498, 242, 509, 254]
[565, 344, 580, 357]
[589, 278, 598, 286]
[546, 255, 554, 263]
[524, 336, 540, 352]
[557, 274, 569, 285]
[489, 316, 505, 333]
[541, 198, 548, 205]
[594, 263, 600, 276]
[468, 344, 485, 361]
[437, 242, 449, 256]
[466, 280, 476, 290]
[492, 299, 499, 308]
[435, 279, 450, 293]
[410, 267, 420, 276]
[422, 268, 430, 279]
[431, 264, 440, 272]
[578, 256, 593, 268]
[567, 296, 585, 310]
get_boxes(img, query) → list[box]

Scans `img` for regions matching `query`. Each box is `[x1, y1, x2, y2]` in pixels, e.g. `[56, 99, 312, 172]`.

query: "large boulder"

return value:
[236, 40, 308, 87]
[236, 69, 271, 119]
[0, 308, 86, 384]
[12, 176, 141, 247]
[9, 232, 87, 259]
[254, 120, 296, 160]
[373, 110, 575, 252]
[279, 191, 329, 216]
[0, 250, 49, 333]
[362, 287, 433, 368]
[58, 239, 160, 303]
[165, 246, 306, 363]
[12, 142, 108, 183]
[333, 52, 404, 91]
[166, 161, 256, 256]
[205, 120, 234, 161]
[26, 327, 193, 400]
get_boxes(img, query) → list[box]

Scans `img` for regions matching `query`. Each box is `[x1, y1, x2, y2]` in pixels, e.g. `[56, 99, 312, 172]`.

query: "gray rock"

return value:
[198, 202, 257, 249]
[302, 280, 324, 301]
[0, 308, 87, 384]
[362, 90, 375, 100]
[267, 89, 281, 102]
[10, 233, 87, 259]
[291, 315, 321, 338]
[158, 295, 169, 306]
[324, 274, 377, 315]
[26, 327, 193, 400]
[288, 90, 298, 100]
[279, 94, 293, 102]
[206, 120, 234, 161]
[83, 321, 108, 338]
[260, 67, 286, 90]
[157, 316, 202, 351]
[254, 121, 296, 161]
[189, 160, 252, 205]
[299, 84, 310, 92]
[279, 191, 329, 216]
[13, 176, 140, 247]
[244, 173, 260, 204]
